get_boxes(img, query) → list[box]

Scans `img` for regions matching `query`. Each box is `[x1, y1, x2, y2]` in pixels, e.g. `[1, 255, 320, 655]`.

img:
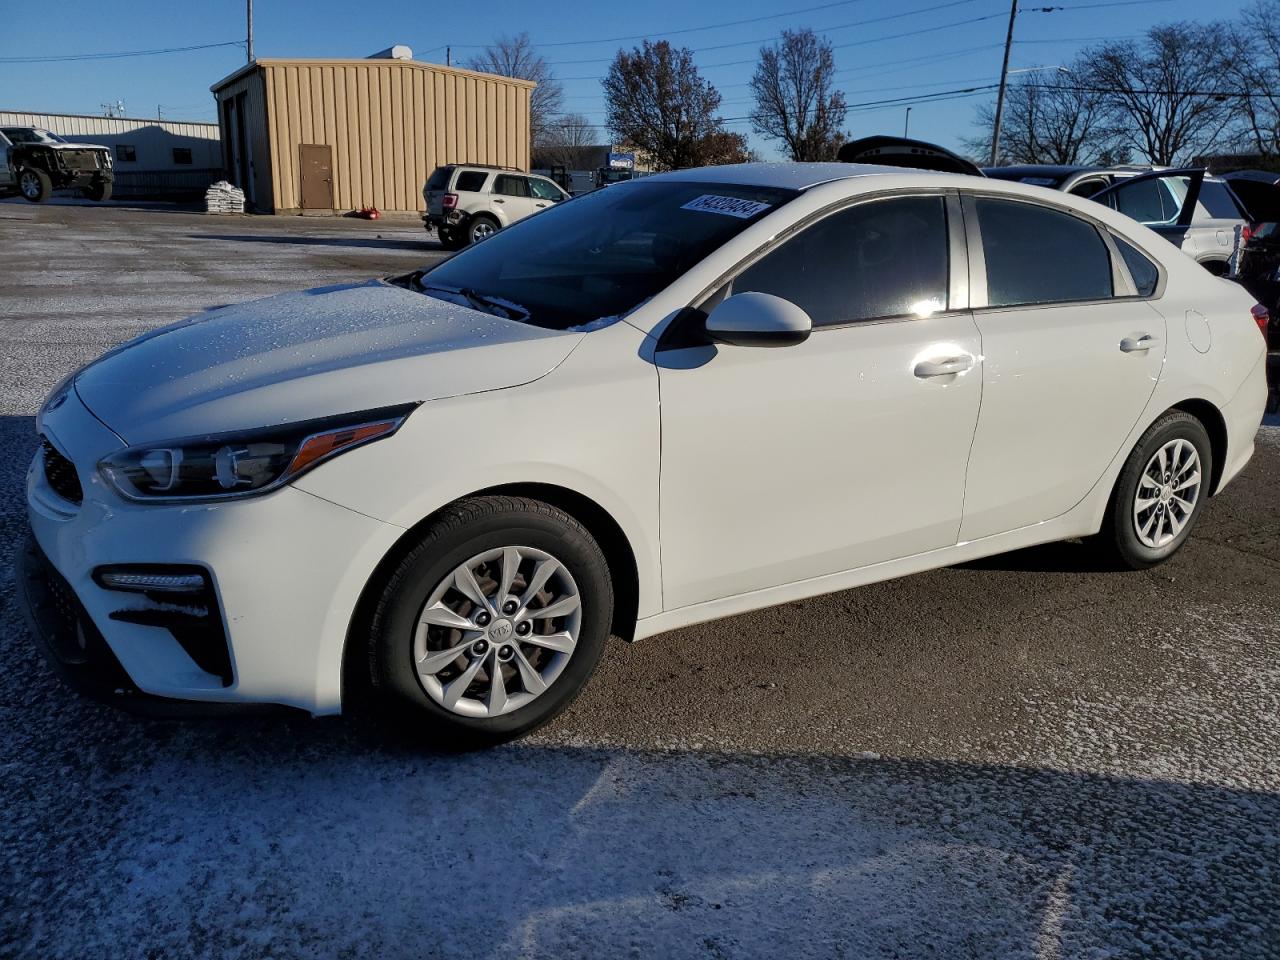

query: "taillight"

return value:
[442, 193, 458, 210]
[1251, 302, 1270, 337]
[1242, 223, 1255, 244]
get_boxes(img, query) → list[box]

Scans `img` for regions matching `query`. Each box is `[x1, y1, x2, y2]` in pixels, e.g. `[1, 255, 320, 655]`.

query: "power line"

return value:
[544, 0, 982, 66]
[0, 40, 245, 64]
[448, 0, 878, 49]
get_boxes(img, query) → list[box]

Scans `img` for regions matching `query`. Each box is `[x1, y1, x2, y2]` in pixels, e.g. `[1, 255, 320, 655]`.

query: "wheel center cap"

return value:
[1160, 484, 1172, 503]
[489, 619, 514, 643]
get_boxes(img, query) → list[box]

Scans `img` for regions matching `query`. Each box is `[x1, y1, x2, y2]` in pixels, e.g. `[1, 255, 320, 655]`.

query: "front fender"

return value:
[292, 319, 663, 620]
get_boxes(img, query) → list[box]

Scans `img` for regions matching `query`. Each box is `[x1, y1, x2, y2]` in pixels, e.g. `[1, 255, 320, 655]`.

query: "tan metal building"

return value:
[210, 54, 533, 214]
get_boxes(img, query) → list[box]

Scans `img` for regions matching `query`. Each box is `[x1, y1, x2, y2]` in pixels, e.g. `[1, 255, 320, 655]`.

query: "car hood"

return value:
[44, 141, 111, 152]
[73, 279, 579, 443]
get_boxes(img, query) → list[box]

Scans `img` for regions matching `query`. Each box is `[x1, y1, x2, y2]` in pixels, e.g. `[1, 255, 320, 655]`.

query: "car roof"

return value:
[985, 164, 1101, 178]
[644, 161, 929, 190]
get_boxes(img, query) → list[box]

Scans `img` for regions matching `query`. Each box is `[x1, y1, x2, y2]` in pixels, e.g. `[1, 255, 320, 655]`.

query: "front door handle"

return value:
[494, 198, 505, 204]
[1120, 334, 1159, 352]
[914, 356, 975, 378]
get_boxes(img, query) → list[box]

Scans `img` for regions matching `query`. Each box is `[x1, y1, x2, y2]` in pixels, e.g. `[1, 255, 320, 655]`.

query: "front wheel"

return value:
[83, 180, 112, 202]
[18, 168, 51, 202]
[1098, 410, 1213, 569]
[366, 496, 614, 748]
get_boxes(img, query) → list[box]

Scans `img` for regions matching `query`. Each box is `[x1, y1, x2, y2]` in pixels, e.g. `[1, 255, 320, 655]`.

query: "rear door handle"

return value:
[1120, 334, 1159, 352]
[494, 198, 505, 204]
[914, 356, 975, 378]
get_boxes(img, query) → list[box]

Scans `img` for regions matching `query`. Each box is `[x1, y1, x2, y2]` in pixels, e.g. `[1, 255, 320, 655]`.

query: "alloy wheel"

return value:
[20, 172, 40, 199]
[1133, 438, 1201, 549]
[413, 546, 581, 718]
[472, 220, 495, 240]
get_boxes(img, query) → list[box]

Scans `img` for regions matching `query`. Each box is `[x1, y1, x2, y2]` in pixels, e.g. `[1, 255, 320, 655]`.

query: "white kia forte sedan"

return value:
[21, 163, 1269, 745]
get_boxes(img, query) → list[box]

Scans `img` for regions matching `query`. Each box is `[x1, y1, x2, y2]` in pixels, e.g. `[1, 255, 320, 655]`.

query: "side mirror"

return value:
[704, 292, 812, 348]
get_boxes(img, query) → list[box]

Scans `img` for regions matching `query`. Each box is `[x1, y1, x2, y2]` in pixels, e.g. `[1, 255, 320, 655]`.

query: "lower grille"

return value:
[41, 438, 83, 504]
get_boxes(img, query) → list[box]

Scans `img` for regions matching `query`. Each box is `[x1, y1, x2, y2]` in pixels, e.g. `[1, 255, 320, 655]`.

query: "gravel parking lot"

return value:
[2, 200, 1278, 959]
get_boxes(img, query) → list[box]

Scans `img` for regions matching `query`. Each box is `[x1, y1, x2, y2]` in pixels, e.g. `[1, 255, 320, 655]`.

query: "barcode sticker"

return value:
[680, 194, 773, 219]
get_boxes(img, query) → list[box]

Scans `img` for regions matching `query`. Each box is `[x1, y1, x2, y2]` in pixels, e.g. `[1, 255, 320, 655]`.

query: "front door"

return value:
[299, 144, 333, 210]
[657, 193, 983, 610]
[958, 193, 1166, 541]
[1092, 168, 1204, 251]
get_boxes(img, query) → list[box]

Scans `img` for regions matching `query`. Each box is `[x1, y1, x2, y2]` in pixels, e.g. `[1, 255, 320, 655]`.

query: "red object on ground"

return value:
[354, 206, 381, 220]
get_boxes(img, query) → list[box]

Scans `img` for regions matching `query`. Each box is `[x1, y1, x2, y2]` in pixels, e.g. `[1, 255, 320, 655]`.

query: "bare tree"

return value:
[604, 40, 731, 169]
[537, 113, 600, 170]
[1083, 24, 1234, 164]
[466, 33, 564, 146]
[749, 29, 847, 161]
[1225, 0, 1280, 156]
[967, 67, 1112, 164]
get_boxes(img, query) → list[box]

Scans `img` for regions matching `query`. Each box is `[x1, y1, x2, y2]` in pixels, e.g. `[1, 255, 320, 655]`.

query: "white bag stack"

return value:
[205, 180, 246, 214]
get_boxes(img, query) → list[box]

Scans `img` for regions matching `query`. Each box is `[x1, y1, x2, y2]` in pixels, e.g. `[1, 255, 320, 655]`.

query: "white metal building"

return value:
[0, 111, 221, 197]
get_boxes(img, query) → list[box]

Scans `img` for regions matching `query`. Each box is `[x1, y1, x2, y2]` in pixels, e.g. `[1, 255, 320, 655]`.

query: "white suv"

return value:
[423, 164, 568, 249]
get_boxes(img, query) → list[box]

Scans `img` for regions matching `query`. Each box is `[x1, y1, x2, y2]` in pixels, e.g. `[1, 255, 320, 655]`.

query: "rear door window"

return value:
[728, 195, 950, 326]
[454, 170, 489, 193]
[1197, 180, 1246, 220]
[493, 174, 529, 197]
[975, 197, 1114, 306]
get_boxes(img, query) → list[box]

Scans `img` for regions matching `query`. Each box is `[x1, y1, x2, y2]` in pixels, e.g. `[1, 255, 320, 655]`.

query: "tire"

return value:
[467, 215, 499, 245]
[1098, 410, 1213, 569]
[437, 228, 464, 251]
[18, 167, 51, 203]
[84, 180, 112, 202]
[366, 495, 614, 748]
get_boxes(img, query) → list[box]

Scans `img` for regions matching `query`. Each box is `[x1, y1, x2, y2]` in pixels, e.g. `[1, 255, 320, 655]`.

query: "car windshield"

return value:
[2, 128, 65, 144]
[416, 179, 798, 330]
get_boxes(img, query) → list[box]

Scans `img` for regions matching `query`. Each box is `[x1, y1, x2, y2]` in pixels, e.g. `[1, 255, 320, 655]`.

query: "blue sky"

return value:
[0, 0, 1256, 159]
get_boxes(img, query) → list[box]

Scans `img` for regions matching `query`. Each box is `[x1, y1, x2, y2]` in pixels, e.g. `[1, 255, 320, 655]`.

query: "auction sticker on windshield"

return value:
[680, 195, 774, 218]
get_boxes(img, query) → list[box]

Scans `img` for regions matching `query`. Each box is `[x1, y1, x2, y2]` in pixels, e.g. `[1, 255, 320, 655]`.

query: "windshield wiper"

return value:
[414, 278, 528, 321]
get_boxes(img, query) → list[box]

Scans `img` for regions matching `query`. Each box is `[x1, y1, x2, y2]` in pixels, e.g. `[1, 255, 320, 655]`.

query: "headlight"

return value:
[98, 403, 417, 502]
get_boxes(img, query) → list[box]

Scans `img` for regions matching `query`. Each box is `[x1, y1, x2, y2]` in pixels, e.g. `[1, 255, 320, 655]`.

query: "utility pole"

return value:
[904, 106, 912, 137]
[247, 0, 254, 62]
[990, 0, 1018, 166]
[446, 46, 451, 67]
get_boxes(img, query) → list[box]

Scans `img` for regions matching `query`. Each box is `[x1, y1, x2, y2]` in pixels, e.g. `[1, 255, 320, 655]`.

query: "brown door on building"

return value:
[299, 144, 333, 210]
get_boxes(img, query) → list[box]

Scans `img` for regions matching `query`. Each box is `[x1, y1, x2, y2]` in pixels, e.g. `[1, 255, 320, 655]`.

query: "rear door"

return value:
[424, 165, 454, 216]
[958, 193, 1166, 541]
[490, 174, 536, 224]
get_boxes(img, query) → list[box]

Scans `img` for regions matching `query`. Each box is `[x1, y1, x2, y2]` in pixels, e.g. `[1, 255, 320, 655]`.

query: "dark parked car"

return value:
[0, 126, 114, 203]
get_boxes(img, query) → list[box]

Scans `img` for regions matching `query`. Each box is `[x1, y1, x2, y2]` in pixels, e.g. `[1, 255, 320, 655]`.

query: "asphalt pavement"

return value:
[1, 200, 1277, 959]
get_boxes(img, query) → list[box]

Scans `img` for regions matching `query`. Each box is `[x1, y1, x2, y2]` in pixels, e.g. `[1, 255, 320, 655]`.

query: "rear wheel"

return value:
[1098, 410, 1213, 569]
[18, 168, 51, 202]
[367, 495, 613, 748]
[437, 227, 464, 251]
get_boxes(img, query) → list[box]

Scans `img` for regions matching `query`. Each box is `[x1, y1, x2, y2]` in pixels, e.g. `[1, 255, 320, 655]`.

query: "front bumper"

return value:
[24, 388, 404, 715]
